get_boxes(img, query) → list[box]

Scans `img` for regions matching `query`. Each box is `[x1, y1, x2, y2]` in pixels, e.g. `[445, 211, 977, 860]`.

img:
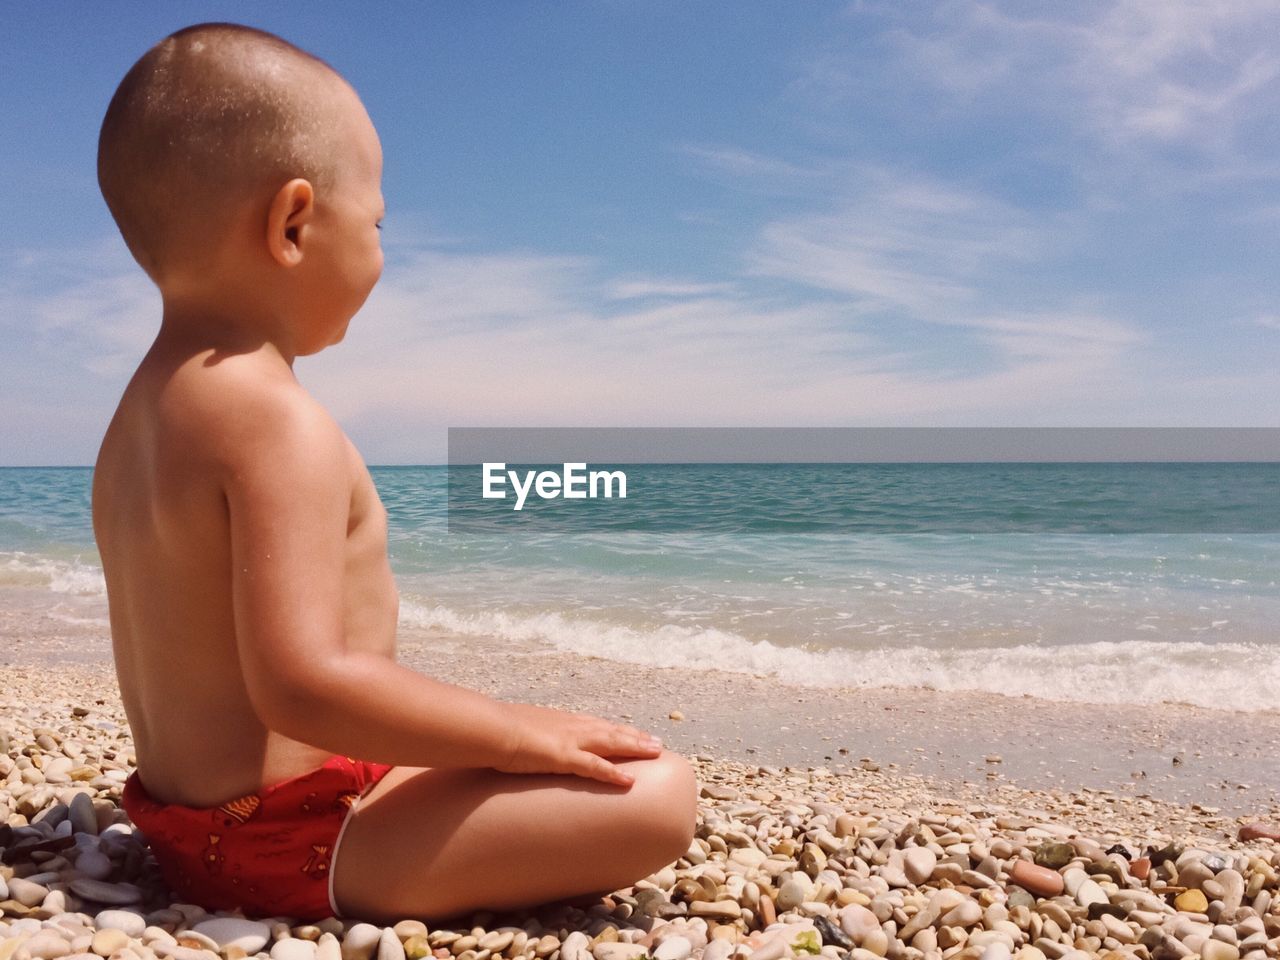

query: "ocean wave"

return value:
[0, 552, 106, 596]
[399, 600, 1279, 713]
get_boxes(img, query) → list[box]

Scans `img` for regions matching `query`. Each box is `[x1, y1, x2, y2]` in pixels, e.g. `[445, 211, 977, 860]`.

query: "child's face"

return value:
[298, 87, 385, 353]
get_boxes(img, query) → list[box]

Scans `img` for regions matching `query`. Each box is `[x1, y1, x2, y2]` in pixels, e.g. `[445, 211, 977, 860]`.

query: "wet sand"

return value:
[3, 587, 1278, 823]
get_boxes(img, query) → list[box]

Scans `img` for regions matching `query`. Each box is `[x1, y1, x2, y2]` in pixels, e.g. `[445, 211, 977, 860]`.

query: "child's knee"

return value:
[630, 750, 698, 853]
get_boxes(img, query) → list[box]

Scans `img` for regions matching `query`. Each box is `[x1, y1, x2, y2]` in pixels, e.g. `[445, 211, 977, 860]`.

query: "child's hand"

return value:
[496, 703, 664, 787]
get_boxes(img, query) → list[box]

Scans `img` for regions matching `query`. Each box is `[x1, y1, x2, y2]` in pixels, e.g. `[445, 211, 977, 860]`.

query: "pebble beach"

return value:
[3, 648, 1279, 960]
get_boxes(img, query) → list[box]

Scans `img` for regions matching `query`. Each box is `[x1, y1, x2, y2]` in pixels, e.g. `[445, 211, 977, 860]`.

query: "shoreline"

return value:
[2, 590, 1278, 821]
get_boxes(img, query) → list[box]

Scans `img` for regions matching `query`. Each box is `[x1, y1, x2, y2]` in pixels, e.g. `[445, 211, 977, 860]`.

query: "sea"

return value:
[2, 464, 1278, 713]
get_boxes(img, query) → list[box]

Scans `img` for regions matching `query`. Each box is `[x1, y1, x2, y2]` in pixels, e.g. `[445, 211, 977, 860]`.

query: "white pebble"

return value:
[271, 939, 318, 960]
[653, 937, 692, 960]
[24, 932, 74, 960]
[94, 912, 146, 938]
[193, 920, 271, 955]
[904, 847, 938, 885]
[560, 932, 592, 960]
[376, 929, 404, 960]
[340, 924, 382, 960]
[6, 877, 50, 908]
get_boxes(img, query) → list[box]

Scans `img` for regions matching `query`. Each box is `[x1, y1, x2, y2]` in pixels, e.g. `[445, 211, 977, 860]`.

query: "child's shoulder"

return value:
[149, 349, 347, 472]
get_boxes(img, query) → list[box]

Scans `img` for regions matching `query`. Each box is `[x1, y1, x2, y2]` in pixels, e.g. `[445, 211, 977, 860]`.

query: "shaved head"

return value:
[98, 23, 356, 279]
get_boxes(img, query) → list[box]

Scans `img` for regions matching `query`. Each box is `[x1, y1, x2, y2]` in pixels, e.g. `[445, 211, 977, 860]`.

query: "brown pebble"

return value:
[757, 894, 776, 928]
[1175, 889, 1208, 913]
[1009, 859, 1064, 898]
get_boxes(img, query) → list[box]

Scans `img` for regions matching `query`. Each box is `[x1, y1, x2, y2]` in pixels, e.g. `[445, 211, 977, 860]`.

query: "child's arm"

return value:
[222, 387, 658, 786]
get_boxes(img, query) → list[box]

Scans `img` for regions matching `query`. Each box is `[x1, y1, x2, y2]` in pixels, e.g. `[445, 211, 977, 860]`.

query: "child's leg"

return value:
[331, 749, 698, 922]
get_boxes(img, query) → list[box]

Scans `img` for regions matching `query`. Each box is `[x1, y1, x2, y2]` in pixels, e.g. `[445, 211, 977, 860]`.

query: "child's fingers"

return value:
[613, 721, 658, 742]
[571, 750, 634, 787]
[586, 725, 663, 758]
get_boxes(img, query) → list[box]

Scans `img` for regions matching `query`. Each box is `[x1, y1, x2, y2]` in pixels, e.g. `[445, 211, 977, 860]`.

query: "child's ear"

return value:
[266, 178, 315, 267]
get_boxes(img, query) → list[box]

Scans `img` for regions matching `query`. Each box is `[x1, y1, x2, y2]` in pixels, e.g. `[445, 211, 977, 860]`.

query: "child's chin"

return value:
[310, 323, 351, 353]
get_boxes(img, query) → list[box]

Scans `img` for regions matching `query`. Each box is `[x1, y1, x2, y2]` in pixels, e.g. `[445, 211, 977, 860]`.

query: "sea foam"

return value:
[399, 599, 1279, 713]
[0, 552, 106, 596]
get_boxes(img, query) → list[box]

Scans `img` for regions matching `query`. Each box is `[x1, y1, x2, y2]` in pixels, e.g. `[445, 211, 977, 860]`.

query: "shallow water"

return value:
[3, 464, 1279, 712]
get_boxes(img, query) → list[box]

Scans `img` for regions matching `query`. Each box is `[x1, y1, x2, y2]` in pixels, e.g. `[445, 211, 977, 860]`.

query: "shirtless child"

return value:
[92, 22, 698, 922]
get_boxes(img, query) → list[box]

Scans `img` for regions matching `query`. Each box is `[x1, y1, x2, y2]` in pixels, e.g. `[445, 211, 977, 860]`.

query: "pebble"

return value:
[23, 933, 72, 960]
[592, 945, 647, 960]
[687, 901, 740, 921]
[560, 932, 591, 960]
[90, 930, 128, 957]
[93, 912, 146, 938]
[1009, 860, 1065, 898]
[1073, 878, 1108, 909]
[1175, 889, 1209, 913]
[1238, 823, 1280, 842]
[813, 917, 852, 950]
[376, 928, 405, 960]
[74, 850, 112, 881]
[903, 848, 937, 885]
[652, 936, 692, 960]
[3, 683, 1280, 960]
[839, 904, 880, 943]
[939, 899, 982, 927]
[6, 878, 49, 909]
[1033, 843, 1074, 870]
[67, 879, 141, 905]
[68, 793, 97, 836]
[272, 939, 318, 960]
[1202, 942, 1241, 960]
[341, 925, 382, 960]
[776, 877, 811, 911]
[191, 919, 271, 954]
[392, 923, 427, 942]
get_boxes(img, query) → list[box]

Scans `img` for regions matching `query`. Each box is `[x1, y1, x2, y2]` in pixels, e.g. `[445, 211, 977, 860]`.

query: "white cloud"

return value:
[744, 168, 1045, 309]
[0, 242, 158, 379]
[677, 145, 822, 182]
[606, 279, 736, 300]
[4, 228, 1276, 466]
[824, 0, 1280, 162]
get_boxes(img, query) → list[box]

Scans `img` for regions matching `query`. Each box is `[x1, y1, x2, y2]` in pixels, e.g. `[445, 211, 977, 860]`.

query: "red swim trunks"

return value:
[122, 756, 393, 919]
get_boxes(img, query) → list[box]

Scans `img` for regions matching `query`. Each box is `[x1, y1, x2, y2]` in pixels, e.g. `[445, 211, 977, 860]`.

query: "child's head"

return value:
[99, 22, 384, 351]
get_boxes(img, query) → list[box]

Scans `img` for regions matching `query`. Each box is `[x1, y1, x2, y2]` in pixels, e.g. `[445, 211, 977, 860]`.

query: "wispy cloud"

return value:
[0, 243, 158, 379]
[746, 168, 1044, 314]
[606, 279, 736, 301]
[878, 0, 1280, 156]
[3, 226, 1276, 466]
[677, 145, 823, 182]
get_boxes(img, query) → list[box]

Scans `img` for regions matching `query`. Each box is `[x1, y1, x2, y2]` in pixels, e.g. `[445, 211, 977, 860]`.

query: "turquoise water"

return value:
[3, 465, 1279, 711]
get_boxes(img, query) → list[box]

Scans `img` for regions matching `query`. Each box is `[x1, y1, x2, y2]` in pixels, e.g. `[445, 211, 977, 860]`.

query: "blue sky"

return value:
[3, 1, 1280, 464]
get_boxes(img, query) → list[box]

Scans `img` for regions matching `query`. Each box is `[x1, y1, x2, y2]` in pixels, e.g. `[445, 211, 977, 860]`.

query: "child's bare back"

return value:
[92, 22, 696, 922]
